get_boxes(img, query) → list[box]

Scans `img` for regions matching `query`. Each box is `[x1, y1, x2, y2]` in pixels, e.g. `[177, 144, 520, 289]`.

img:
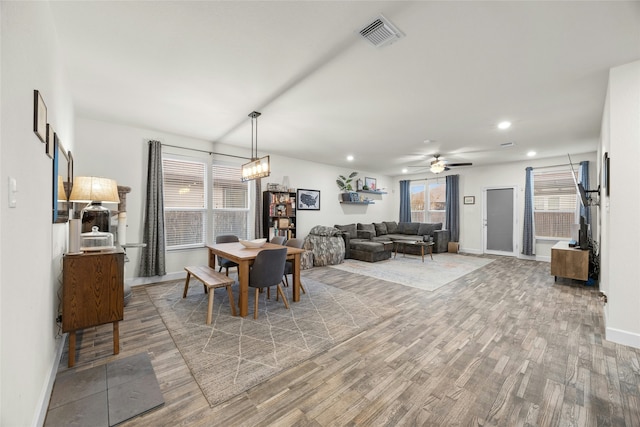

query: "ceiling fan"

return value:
[409, 154, 473, 174]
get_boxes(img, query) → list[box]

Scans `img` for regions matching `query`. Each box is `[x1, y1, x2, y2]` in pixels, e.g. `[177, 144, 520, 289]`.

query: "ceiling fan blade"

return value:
[447, 162, 473, 167]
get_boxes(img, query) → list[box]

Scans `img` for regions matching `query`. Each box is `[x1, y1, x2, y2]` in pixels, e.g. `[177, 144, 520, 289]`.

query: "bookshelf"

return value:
[263, 191, 296, 240]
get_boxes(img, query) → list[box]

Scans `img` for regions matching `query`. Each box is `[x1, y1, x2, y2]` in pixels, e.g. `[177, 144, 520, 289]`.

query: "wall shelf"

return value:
[340, 201, 375, 205]
[357, 190, 387, 195]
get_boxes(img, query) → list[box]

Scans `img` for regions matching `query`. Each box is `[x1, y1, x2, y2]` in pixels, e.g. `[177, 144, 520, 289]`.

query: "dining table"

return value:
[206, 242, 306, 317]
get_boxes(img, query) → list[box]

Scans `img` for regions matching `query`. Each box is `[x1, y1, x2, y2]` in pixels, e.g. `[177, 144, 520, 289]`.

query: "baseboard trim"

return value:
[36, 335, 66, 427]
[127, 271, 186, 287]
[460, 248, 483, 255]
[606, 326, 640, 349]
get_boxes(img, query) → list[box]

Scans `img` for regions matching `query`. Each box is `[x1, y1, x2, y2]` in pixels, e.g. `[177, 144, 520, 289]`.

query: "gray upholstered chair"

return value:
[216, 234, 239, 276]
[282, 238, 306, 294]
[270, 236, 286, 245]
[249, 247, 289, 319]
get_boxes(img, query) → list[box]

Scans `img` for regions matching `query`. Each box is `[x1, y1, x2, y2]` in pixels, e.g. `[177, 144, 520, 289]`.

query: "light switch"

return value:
[8, 177, 17, 208]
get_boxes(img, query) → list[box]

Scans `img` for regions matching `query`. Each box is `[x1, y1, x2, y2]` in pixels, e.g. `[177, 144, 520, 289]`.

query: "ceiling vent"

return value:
[358, 14, 405, 48]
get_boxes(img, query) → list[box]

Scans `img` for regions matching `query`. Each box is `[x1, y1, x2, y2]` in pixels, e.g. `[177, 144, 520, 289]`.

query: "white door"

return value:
[484, 187, 517, 256]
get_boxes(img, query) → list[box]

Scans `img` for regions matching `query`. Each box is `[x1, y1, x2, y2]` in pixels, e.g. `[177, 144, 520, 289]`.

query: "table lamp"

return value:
[69, 176, 120, 233]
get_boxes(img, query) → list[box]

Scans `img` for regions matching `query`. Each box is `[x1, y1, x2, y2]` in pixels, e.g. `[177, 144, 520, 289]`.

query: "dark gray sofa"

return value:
[335, 221, 450, 260]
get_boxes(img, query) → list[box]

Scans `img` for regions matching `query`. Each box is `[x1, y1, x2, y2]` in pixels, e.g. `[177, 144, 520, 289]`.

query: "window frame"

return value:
[409, 180, 447, 225]
[532, 168, 580, 241]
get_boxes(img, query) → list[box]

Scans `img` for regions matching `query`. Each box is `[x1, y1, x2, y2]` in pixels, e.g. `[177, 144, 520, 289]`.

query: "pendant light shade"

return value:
[241, 111, 271, 182]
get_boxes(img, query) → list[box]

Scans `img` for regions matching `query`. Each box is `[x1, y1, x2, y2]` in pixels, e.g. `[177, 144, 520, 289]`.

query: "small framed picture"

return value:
[34, 90, 47, 143]
[603, 152, 610, 196]
[464, 196, 475, 205]
[46, 124, 55, 159]
[297, 189, 320, 210]
[364, 177, 377, 190]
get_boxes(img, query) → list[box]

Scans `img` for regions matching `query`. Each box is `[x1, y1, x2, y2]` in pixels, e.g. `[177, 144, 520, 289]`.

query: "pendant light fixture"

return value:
[241, 111, 270, 182]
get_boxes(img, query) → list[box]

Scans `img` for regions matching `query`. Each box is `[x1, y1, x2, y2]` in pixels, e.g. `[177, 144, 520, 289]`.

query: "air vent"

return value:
[500, 142, 516, 148]
[358, 14, 405, 48]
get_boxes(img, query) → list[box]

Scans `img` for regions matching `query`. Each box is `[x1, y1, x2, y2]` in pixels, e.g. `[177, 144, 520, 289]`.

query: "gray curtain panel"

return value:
[579, 161, 591, 226]
[445, 174, 460, 242]
[399, 180, 411, 223]
[522, 167, 535, 256]
[254, 178, 262, 239]
[139, 140, 166, 276]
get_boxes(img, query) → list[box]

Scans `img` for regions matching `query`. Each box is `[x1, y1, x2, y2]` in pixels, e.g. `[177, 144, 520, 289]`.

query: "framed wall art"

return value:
[34, 90, 47, 143]
[463, 196, 475, 205]
[364, 177, 377, 190]
[46, 123, 55, 159]
[297, 189, 320, 210]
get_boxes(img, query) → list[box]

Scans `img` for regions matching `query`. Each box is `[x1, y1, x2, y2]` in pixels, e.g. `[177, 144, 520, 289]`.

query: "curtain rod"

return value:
[406, 175, 454, 183]
[532, 163, 571, 170]
[161, 143, 251, 160]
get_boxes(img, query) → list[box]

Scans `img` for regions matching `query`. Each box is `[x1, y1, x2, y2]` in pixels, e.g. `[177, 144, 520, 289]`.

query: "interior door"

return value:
[484, 187, 517, 256]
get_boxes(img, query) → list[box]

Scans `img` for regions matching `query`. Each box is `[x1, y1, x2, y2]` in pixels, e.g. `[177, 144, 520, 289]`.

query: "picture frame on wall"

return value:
[46, 124, 55, 159]
[464, 196, 475, 205]
[603, 152, 610, 196]
[364, 177, 377, 190]
[297, 189, 320, 210]
[34, 90, 47, 143]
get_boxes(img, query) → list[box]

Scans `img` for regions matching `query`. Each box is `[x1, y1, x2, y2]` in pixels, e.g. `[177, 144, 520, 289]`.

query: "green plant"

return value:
[336, 171, 358, 191]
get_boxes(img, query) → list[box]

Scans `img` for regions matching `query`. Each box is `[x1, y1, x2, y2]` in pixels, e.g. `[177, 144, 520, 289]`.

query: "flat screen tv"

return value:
[578, 215, 589, 250]
[568, 154, 589, 207]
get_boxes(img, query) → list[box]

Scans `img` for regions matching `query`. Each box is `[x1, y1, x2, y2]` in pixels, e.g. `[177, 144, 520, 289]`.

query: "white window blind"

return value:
[211, 163, 249, 240]
[163, 158, 206, 248]
[533, 170, 578, 238]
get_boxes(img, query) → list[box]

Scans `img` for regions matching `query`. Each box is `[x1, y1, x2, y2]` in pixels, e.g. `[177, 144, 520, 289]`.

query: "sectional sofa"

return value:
[335, 221, 451, 262]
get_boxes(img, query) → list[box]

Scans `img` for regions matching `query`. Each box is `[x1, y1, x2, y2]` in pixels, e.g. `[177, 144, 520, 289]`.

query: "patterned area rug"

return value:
[146, 278, 398, 407]
[330, 253, 494, 291]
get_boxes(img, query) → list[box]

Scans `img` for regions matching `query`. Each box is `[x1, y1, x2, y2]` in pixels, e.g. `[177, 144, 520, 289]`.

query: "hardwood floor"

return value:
[55, 255, 640, 426]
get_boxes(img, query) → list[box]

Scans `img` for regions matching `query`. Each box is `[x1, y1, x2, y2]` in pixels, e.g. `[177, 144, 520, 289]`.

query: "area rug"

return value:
[330, 253, 494, 291]
[146, 278, 398, 407]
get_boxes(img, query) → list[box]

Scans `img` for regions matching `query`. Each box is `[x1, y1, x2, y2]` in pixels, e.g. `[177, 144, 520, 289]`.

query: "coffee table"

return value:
[393, 240, 434, 262]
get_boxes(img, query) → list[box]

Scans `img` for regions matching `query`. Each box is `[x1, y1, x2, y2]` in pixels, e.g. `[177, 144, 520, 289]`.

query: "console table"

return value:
[62, 248, 124, 367]
[550, 241, 589, 282]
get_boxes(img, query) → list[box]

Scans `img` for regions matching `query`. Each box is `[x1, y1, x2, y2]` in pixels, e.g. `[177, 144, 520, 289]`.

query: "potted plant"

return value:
[337, 171, 358, 201]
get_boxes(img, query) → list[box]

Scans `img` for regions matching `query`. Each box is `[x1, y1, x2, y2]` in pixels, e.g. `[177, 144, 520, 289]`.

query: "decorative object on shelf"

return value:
[297, 189, 320, 210]
[241, 111, 270, 182]
[336, 171, 358, 192]
[69, 176, 120, 233]
[463, 196, 475, 205]
[364, 177, 377, 191]
[33, 89, 47, 143]
[356, 178, 363, 191]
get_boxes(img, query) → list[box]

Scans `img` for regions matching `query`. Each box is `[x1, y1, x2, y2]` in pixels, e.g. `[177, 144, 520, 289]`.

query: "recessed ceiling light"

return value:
[527, 151, 536, 157]
[423, 139, 433, 144]
[402, 168, 408, 174]
[498, 121, 511, 130]
[346, 155, 354, 161]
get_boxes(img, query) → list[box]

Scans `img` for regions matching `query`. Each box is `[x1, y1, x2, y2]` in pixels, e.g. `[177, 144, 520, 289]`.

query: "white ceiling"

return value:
[50, 1, 640, 176]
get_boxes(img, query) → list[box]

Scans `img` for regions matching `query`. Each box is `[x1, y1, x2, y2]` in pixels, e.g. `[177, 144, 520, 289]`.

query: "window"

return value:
[533, 170, 578, 239]
[410, 181, 446, 224]
[162, 154, 249, 250]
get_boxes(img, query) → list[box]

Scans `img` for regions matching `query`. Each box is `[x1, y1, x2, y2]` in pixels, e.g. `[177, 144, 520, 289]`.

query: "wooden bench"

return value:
[183, 265, 236, 324]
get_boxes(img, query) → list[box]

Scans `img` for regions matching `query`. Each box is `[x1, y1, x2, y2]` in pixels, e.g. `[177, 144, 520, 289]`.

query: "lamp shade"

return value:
[69, 176, 120, 203]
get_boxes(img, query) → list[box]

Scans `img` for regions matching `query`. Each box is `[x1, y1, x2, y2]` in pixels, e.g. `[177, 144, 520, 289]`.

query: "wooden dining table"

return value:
[206, 242, 306, 317]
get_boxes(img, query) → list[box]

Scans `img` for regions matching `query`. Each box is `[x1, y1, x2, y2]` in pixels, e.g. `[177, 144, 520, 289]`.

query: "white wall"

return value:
[0, 2, 75, 425]
[75, 117, 396, 282]
[600, 60, 640, 348]
[390, 152, 598, 260]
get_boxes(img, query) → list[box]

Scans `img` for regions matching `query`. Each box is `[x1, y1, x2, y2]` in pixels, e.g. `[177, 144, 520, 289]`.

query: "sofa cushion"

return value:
[357, 223, 376, 236]
[383, 221, 398, 234]
[310, 225, 341, 237]
[373, 222, 387, 236]
[334, 223, 357, 238]
[402, 223, 420, 235]
[418, 222, 442, 236]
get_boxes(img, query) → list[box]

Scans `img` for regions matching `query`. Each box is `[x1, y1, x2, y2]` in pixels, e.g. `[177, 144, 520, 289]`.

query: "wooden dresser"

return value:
[550, 241, 589, 282]
[62, 248, 124, 367]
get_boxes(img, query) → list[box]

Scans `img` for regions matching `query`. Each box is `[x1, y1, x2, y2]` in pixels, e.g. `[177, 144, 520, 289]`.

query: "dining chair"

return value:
[282, 238, 306, 294]
[216, 234, 239, 276]
[249, 247, 288, 319]
[270, 236, 286, 245]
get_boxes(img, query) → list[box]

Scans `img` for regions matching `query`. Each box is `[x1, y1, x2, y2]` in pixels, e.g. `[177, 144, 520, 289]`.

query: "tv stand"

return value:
[550, 241, 589, 282]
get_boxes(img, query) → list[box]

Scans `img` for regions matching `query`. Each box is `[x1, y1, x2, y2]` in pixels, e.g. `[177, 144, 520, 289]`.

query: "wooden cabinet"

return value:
[63, 249, 124, 367]
[550, 241, 589, 281]
[263, 191, 296, 239]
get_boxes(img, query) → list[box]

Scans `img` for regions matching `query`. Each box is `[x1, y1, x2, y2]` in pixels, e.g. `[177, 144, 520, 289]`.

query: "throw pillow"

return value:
[384, 221, 398, 234]
[334, 223, 357, 237]
[357, 223, 376, 235]
[403, 222, 420, 235]
[418, 223, 436, 236]
[373, 222, 388, 236]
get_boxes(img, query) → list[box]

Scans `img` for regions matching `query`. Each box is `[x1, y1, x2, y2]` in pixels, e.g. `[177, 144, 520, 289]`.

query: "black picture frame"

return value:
[46, 123, 55, 159]
[53, 135, 70, 224]
[364, 177, 377, 191]
[297, 189, 320, 210]
[604, 152, 610, 196]
[34, 90, 47, 143]
[464, 196, 475, 205]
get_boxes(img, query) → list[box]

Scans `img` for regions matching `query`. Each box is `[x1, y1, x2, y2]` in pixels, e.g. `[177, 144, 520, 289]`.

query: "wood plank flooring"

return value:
[52, 255, 640, 426]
